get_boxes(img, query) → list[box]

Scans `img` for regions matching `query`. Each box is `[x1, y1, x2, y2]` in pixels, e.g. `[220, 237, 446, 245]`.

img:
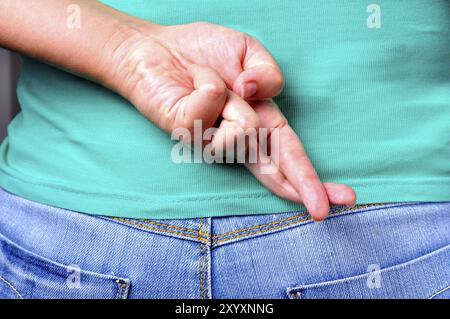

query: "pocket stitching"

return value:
[287, 244, 450, 296]
[0, 274, 24, 299]
[428, 285, 450, 299]
[0, 232, 130, 299]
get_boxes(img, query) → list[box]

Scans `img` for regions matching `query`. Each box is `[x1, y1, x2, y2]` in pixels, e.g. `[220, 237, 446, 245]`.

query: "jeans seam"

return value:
[108, 217, 203, 242]
[212, 203, 387, 240]
[134, 219, 197, 234]
[107, 203, 401, 244]
[212, 203, 410, 246]
[109, 204, 385, 240]
[108, 205, 384, 242]
[0, 274, 24, 299]
[428, 284, 450, 299]
[213, 215, 312, 245]
[199, 218, 204, 299]
[205, 218, 211, 299]
[199, 218, 211, 299]
[213, 213, 310, 243]
[113, 217, 197, 235]
[211, 211, 309, 239]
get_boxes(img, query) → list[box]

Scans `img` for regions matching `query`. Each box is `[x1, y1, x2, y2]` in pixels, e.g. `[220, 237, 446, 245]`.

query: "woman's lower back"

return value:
[0, 0, 449, 218]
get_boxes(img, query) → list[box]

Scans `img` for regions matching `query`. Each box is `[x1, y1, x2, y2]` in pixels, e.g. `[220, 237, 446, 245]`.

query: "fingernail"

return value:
[241, 82, 258, 99]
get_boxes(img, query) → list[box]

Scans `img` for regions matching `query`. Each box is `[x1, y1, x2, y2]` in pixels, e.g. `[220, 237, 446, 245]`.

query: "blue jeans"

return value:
[0, 188, 449, 299]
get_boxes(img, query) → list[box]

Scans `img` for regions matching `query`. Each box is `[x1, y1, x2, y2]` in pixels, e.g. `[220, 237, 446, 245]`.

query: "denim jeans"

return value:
[0, 188, 449, 299]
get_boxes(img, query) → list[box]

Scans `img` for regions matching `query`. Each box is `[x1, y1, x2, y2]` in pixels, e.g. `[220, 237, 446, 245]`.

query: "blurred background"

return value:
[0, 48, 21, 141]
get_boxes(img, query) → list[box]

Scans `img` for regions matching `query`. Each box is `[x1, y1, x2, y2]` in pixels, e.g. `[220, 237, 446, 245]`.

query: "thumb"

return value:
[172, 64, 227, 134]
[233, 37, 284, 100]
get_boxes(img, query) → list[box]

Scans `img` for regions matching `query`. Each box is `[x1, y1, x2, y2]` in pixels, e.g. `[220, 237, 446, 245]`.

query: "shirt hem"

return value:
[0, 170, 449, 219]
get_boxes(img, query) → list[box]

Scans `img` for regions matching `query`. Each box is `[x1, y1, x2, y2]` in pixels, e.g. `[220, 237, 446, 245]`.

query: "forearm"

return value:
[0, 0, 153, 86]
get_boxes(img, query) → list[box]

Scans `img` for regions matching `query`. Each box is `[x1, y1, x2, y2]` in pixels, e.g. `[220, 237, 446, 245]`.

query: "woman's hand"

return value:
[105, 22, 282, 134]
[0, 1, 356, 220]
[106, 22, 356, 220]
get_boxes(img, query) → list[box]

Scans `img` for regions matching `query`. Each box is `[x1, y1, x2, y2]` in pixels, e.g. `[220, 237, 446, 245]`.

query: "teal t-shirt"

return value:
[0, 0, 449, 218]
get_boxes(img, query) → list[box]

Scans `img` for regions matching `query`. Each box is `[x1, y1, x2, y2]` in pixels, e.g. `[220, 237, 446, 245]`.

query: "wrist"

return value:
[98, 19, 162, 94]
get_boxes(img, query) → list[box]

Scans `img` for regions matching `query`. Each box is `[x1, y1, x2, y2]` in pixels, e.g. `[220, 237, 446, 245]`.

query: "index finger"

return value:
[252, 100, 330, 220]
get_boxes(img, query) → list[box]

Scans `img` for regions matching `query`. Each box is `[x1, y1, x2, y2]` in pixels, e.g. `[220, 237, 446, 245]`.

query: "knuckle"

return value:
[272, 116, 288, 130]
[201, 81, 227, 98]
[241, 114, 260, 131]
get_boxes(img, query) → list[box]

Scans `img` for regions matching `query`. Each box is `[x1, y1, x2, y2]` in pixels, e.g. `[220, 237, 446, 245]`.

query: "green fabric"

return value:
[0, 0, 449, 219]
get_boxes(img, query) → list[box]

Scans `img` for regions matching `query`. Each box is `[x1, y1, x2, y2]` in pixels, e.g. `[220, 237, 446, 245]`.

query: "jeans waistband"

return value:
[0, 187, 421, 247]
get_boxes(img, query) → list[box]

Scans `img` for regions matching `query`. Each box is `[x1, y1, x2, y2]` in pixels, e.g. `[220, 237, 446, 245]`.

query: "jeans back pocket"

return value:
[287, 245, 450, 299]
[0, 233, 130, 299]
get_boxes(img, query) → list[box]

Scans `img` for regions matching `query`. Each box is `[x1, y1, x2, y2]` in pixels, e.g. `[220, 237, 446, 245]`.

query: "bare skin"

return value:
[0, 0, 356, 220]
